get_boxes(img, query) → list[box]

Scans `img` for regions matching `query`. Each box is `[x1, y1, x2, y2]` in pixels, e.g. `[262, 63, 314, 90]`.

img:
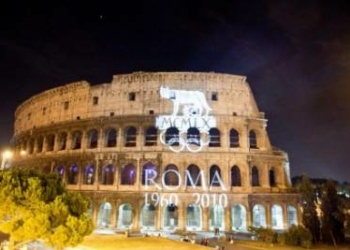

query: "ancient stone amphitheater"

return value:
[11, 72, 300, 233]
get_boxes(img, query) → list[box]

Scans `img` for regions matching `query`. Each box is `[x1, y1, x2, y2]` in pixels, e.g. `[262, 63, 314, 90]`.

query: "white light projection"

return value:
[156, 86, 216, 152]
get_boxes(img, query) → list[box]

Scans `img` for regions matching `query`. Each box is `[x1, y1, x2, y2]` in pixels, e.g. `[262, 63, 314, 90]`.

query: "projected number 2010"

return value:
[144, 193, 228, 208]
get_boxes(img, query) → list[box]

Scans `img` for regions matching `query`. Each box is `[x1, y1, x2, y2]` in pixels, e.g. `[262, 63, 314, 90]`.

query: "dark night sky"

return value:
[1, 0, 350, 182]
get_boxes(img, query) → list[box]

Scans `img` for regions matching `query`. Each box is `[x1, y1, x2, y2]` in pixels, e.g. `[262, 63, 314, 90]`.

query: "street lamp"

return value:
[1, 150, 13, 170]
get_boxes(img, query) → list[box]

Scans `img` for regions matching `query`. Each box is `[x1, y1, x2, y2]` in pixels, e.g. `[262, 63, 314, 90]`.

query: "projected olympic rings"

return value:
[159, 130, 210, 153]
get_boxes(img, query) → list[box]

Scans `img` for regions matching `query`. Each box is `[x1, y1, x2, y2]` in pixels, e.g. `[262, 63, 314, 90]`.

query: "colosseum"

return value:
[11, 71, 300, 233]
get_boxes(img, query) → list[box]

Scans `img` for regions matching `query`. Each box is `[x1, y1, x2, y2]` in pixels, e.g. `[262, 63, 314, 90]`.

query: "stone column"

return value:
[157, 204, 162, 230]
[265, 203, 271, 228]
[53, 133, 60, 151]
[42, 135, 47, 152]
[283, 204, 289, 229]
[225, 206, 231, 231]
[81, 130, 88, 150]
[202, 207, 209, 231]
[178, 201, 185, 230]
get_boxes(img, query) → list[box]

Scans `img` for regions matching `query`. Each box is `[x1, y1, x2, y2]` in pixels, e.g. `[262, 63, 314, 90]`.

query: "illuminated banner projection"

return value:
[156, 86, 216, 152]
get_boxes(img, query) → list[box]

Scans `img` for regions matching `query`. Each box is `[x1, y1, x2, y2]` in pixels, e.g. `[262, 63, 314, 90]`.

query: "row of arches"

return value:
[16, 126, 261, 155]
[96, 202, 298, 231]
[54, 162, 280, 188]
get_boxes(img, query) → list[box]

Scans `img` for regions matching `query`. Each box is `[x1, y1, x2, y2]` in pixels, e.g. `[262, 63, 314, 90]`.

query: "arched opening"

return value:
[249, 130, 258, 149]
[186, 164, 201, 187]
[209, 165, 222, 187]
[229, 129, 239, 148]
[97, 202, 112, 228]
[46, 134, 55, 151]
[164, 164, 180, 186]
[71, 131, 82, 150]
[56, 165, 64, 178]
[186, 204, 202, 230]
[67, 164, 79, 185]
[209, 128, 220, 147]
[140, 204, 156, 229]
[165, 127, 179, 146]
[251, 166, 260, 187]
[252, 204, 266, 228]
[58, 132, 67, 150]
[287, 205, 298, 226]
[187, 127, 200, 146]
[121, 164, 136, 185]
[145, 127, 157, 146]
[142, 162, 159, 186]
[125, 126, 137, 147]
[87, 129, 99, 149]
[101, 164, 115, 185]
[83, 164, 95, 185]
[231, 204, 247, 232]
[269, 168, 276, 187]
[271, 204, 284, 230]
[36, 136, 44, 153]
[209, 204, 224, 231]
[28, 139, 34, 154]
[163, 204, 178, 229]
[105, 128, 117, 147]
[231, 165, 241, 186]
[117, 203, 133, 229]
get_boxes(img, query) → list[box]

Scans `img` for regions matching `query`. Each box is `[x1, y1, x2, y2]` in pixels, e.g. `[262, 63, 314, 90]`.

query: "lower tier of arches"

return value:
[83, 191, 301, 232]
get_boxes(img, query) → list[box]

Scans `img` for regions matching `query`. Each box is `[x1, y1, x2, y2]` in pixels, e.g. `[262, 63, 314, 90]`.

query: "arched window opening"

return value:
[251, 166, 260, 187]
[72, 131, 82, 150]
[87, 129, 98, 149]
[209, 165, 222, 187]
[145, 127, 157, 146]
[164, 164, 180, 186]
[58, 132, 67, 150]
[105, 128, 117, 147]
[67, 164, 79, 185]
[269, 168, 276, 187]
[187, 204, 201, 230]
[125, 126, 137, 147]
[37, 136, 44, 153]
[46, 134, 55, 152]
[186, 164, 201, 187]
[271, 204, 284, 230]
[142, 162, 159, 186]
[163, 204, 178, 228]
[231, 165, 241, 187]
[97, 202, 112, 228]
[83, 164, 95, 185]
[121, 164, 136, 185]
[165, 127, 179, 146]
[56, 165, 64, 178]
[187, 127, 200, 146]
[249, 130, 258, 149]
[231, 204, 247, 232]
[210, 205, 224, 231]
[141, 204, 156, 228]
[252, 204, 266, 228]
[117, 203, 133, 229]
[28, 139, 34, 154]
[230, 129, 239, 148]
[209, 128, 220, 147]
[288, 205, 298, 226]
[101, 164, 115, 185]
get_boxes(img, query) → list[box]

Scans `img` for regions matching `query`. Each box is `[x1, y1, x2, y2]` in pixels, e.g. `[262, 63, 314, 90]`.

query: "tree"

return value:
[0, 169, 93, 250]
[299, 174, 320, 243]
[320, 179, 345, 244]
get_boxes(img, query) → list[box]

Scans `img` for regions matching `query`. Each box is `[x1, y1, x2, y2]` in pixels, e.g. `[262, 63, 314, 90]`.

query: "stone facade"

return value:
[11, 72, 300, 233]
